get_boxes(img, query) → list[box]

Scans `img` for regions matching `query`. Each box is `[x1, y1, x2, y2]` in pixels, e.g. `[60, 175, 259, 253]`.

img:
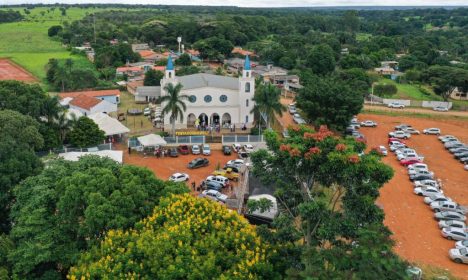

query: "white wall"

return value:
[382, 99, 412, 106]
[69, 104, 90, 116]
[421, 101, 452, 109]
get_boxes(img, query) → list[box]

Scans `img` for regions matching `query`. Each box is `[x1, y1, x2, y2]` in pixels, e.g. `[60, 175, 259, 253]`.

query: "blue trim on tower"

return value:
[166, 55, 174, 71]
[244, 55, 251, 71]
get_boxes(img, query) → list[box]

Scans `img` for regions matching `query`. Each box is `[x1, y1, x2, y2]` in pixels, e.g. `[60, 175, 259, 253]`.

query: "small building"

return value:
[88, 112, 130, 141]
[69, 95, 117, 116]
[449, 87, 467, 101]
[127, 80, 144, 95]
[116, 66, 144, 78]
[59, 89, 121, 105]
[59, 150, 123, 164]
[139, 50, 161, 64]
[135, 86, 161, 103]
[374, 67, 396, 75]
[380, 61, 399, 69]
[131, 43, 150, 52]
[270, 74, 300, 86]
[341, 48, 349, 55]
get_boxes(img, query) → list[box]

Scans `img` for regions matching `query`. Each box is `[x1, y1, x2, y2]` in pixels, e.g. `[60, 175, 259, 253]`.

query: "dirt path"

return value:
[364, 104, 468, 118]
[0, 58, 38, 82]
[359, 113, 468, 279]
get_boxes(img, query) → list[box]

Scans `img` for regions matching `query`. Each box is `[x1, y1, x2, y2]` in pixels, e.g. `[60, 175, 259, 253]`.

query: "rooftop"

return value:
[69, 95, 102, 110]
[60, 89, 120, 99]
[177, 73, 238, 90]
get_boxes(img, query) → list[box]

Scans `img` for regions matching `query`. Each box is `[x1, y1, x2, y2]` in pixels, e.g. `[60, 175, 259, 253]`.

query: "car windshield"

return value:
[460, 248, 468, 255]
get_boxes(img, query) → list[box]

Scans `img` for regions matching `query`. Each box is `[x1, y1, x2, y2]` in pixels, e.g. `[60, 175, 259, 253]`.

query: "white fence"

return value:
[421, 101, 452, 109]
[222, 135, 265, 144]
[163, 135, 205, 145]
[382, 98, 411, 106]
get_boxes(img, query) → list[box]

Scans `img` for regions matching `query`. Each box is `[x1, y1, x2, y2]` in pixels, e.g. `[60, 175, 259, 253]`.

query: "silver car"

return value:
[414, 186, 443, 196]
[388, 131, 411, 139]
[403, 128, 420, 135]
[434, 211, 466, 222]
[439, 220, 466, 230]
[431, 201, 467, 214]
[442, 227, 468, 241]
[449, 248, 468, 264]
[414, 179, 439, 188]
[423, 128, 441, 135]
[455, 240, 468, 249]
[424, 194, 452, 205]
[433, 106, 449, 112]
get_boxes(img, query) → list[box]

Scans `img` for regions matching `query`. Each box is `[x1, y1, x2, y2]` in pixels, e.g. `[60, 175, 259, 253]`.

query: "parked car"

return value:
[439, 135, 456, 141]
[401, 158, 423, 166]
[191, 145, 201, 155]
[238, 151, 249, 160]
[403, 128, 421, 135]
[414, 186, 443, 196]
[222, 145, 232, 155]
[206, 175, 229, 188]
[431, 201, 468, 214]
[423, 128, 441, 135]
[388, 102, 405, 108]
[390, 143, 406, 151]
[388, 131, 411, 139]
[282, 129, 290, 138]
[433, 106, 449, 112]
[378, 146, 388, 156]
[455, 240, 468, 249]
[289, 106, 297, 114]
[202, 144, 211, 156]
[143, 107, 151, 116]
[414, 179, 439, 188]
[212, 168, 239, 181]
[227, 159, 244, 167]
[395, 124, 412, 130]
[232, 143, 242, 153]
[461, 157, 468, 164]
[201, 190, 228, 203]
[449, 248, 468, 264]
[424, 194, 452, 204]
[442, 138, 459, 144]
[442, 227, 468, 241]
[434, 211, 466, 222]
[449, 147, 468, 154]
[168, 148, 178, 157]
[465, 164, 468, 171]
[293, 116, 306, 124]
[439, 220, 466, 230]
[445, 141, 462, 149]
[202, 181, 224, 191]
[187, 157, 209, 169]
[410, 173, 434, 182]
[407, 163, 428, 171]
[388, 138, 406, 145]
[409, 169, 433, 177]
[454, 151, 468, 160]
[169, 173, 189, 182]
[243, 144, 254, 153]
[178, 145, 190, 155]
[360, 120, 377, 127]
[223, 164, 241, 173]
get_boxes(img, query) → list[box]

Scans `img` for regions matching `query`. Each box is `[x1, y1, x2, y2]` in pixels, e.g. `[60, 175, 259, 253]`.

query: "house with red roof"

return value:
[59, 89, 121, 104]
[68, 95, 117, 116]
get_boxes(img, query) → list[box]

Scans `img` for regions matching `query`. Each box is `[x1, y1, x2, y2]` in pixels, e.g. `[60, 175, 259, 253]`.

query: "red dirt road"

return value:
[0, 58, 38, 82]
[359, 113, 468, 279]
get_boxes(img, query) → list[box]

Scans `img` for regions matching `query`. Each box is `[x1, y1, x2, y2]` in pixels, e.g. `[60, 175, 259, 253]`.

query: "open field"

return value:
[0, 58, 37, 82]
[377, 78, 442, 101]
[0, 7, 117, 83]
[359, 113, 468, 279]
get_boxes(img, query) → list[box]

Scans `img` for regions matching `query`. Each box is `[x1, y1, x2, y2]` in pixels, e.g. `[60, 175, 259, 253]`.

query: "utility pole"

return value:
[93, 14, 96, 44]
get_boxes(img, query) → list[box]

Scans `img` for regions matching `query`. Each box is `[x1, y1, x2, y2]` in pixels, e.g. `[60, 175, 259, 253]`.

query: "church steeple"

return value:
[242, 55, 252, 78]
[165, 55, 175, 79]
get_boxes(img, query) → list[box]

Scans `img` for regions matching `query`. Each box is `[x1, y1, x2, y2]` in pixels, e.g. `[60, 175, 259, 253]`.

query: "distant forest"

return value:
[0, 10, 23, 23]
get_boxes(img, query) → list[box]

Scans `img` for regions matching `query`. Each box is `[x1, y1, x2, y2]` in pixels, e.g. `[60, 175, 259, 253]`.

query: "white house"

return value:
[59, 89, 121, 105]
[68, 95, 117, 116]
[160, 55, 255, 130]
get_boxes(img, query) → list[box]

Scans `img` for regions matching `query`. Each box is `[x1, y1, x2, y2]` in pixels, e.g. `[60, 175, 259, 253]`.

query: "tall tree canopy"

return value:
[143, 69, 163, 86]
[421, 66, 468, 101]
[9, 156, 189, 279]
[297, 75, 364, 131]
[0, 110, 43, 234]
[69, 194, 278, 279]
[67, 117, 105, 148]
[306, 44, 336, 76]
[249, 126, 408, 278]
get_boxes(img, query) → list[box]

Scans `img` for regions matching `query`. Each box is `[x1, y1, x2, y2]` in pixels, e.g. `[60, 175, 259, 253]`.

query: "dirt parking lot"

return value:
[358, 113, 468, 279]
[122, 145, 241, 197]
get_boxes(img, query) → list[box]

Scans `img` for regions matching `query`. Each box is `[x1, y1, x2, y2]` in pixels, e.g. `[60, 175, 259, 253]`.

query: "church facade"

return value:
[160, 55, 255, 130]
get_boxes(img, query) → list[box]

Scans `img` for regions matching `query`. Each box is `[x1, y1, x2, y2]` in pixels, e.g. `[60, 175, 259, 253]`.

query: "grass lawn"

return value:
[377, 78, 443, 101]
[0, 7, 121, 85]
[117, 91, 157, 136]
[356, 33, 372, 42]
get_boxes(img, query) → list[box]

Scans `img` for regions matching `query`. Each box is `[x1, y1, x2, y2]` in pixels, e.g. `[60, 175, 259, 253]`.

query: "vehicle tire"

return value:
[418, 193, 423, 196]
[435, 209, 440, 212]
[404, 137, 408, 139]
[447, 236, 452, 240]
[424, 132, 428, 135]
[454, 258, 462, 264]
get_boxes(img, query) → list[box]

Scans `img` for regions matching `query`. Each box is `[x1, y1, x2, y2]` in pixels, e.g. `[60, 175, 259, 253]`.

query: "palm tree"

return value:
[41, 96, 62, 124]
[158, 83, 188, 136]
[251, 83, 286, 129]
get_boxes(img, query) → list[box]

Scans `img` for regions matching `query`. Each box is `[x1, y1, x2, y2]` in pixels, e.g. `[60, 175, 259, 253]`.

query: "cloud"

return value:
[2, 0, 467, 7]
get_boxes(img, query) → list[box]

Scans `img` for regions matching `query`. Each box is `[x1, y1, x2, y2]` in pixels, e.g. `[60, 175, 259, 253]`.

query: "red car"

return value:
[400, 157, 422, 166]
[388, 138, 405, 145]
[178, 145, 190, 155]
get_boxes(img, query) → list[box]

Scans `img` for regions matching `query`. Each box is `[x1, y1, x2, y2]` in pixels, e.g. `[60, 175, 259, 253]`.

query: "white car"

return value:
[424, 194, 452, 204]
[143, 107, 151, 116]
[423, 128, 441, 135]
[439, 220, 466, 230]
[442, 227, 468, 241]
[403, 128, 420, 135]
[206, 175, 229, 187]
[433, 106, 449, 112]
[455, 240, 468, 249]
[390, 143, 406, 151]
[465, 164, 468, 171]
[201, 189, 228, 203]
[408, 168, 432, 176]
[414, 179, 439, 188]
[202, 144, 211, 156]
[191, 145, 201, 155]
[243, 144, 254, 153]
[232, 143, 242, 153]
[388, 131, 411, 139]
[449, 248, 468, 264]
[439, 135, 456, 141]
[388, 102, 405, 109]
[227, 159, 244, 167]
[169, 173, 189, 182]
[360, 120, 377, 127]
[441, 137, 458, 144]
[378, 146, 388, 156]
[414, 186, 443, 196]
[407, 163, 428, 171]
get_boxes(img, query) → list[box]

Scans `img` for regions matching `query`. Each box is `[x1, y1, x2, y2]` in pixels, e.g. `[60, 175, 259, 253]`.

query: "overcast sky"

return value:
[1, 0, 467, 7]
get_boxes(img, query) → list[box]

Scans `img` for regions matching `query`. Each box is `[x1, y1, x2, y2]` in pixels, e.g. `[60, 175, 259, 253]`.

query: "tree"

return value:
[373, 83, 398, 97]
[0, 110, 43, 233]
[306, 44, 336, 75]
[421, 66, 468, 101]
[68, 194, 278, 279]
[67, 117, 105, 148]
[176, 65, 200, 76]
[251, 83, 286, 129]
[193, 36, 234, 61]
[175, 53, 192, 66]
[249, 126, 408, 278]
[10, 156, 188, 279]
[48, 25, 63, 37]
[297, 75, 363, 131]
[159, 83, 188, 136]
[143, 69, 163, 86]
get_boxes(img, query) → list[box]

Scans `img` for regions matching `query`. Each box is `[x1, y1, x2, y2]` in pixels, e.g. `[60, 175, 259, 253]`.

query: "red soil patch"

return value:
[0, 58, 38, 82]
[359, 113, 468, 279]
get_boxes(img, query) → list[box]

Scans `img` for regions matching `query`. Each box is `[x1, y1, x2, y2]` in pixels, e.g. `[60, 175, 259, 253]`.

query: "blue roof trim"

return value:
[167, 55, 174, 71]
[244, 55, 251, 71]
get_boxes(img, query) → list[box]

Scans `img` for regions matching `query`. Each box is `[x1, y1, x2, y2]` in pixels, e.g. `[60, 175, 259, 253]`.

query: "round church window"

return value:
[204, 95, 212, 103]
[189, 95, 197, 103]
[220, 95, 228, 102]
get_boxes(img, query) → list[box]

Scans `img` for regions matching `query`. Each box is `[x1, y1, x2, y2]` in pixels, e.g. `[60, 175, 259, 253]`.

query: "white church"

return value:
[160, 55, 255, 130]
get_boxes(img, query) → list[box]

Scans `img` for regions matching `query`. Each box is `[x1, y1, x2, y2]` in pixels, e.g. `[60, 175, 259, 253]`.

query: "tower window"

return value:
[245, 115, 249, 123]
[168, 72, 172, 78]
[246, 71, 250, 78]
[246, 99, 249, 107]
[245, 82, 250, 93]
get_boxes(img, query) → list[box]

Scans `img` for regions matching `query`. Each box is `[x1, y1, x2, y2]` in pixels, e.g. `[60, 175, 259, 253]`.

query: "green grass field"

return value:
[377, 78, 443, 101]
[0, 7, 119, 84]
